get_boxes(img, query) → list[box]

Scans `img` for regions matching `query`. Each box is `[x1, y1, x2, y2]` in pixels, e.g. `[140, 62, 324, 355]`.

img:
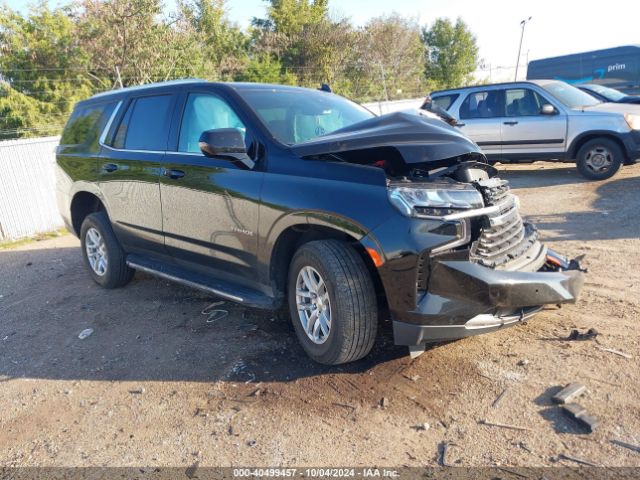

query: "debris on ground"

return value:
[552, 382, 586, 404]
[381, 397, 389, 408]
[128, 388, 145, 395]
[411, 422, 430, 431]
[77, 328, 94, 340]
[561, 403, 599, 433]
[610, 440, 640, 454]
[517, 359, 529, 366]
[185, 461, 199, 479]
[598, 347, 632, 359]
[478, 419, 532, 431]
[517, 441, 533, 454]
[204, 310, 229, 323]
[438, 441, 454, 467]
[201, 301, 225, 314]
[567, 328, 598, 341]
[492, 388, 508, 408]
[558, 453, 599, 467]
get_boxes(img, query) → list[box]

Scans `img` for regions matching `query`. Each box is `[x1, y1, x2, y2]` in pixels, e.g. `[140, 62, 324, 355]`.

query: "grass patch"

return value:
[0, 228, 69, 250]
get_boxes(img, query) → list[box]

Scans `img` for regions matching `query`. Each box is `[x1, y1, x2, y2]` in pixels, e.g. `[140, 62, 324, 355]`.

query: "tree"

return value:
[0, 2, 93, 137]
[178, 0, 248, 79]
[355, 14, 425, 102]
[422, 17, 478, 89]
[264, 0, 328, 38]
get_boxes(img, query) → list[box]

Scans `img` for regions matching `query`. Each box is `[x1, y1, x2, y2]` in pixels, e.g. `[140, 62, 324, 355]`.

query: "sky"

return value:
[6, 0, 640, 81]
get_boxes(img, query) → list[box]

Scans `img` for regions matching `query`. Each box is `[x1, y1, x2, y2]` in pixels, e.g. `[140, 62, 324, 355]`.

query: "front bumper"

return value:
[391, 253, 585, 346]
[621, 130, 640, 161]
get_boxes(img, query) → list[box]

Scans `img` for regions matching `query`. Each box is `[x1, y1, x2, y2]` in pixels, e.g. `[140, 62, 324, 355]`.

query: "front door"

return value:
[98, 93, 176, 255]
[500, 88, 567, 157]
[160, 91, 264, 287]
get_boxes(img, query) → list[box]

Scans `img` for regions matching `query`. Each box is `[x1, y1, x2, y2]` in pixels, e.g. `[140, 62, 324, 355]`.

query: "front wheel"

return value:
[576, 138, 623, 180]
[288, 240, 378, 365]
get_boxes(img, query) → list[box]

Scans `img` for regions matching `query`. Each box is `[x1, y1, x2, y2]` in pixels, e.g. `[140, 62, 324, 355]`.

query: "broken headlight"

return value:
[388, 183, 484, 218]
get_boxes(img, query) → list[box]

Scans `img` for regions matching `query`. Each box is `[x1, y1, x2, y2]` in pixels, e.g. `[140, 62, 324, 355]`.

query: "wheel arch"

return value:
[69, 190, 107, 236]
[568, 131, 629, 161]
[266, 212, 385, 304]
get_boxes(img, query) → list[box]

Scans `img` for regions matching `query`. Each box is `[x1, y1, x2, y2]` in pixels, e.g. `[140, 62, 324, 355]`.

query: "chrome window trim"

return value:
[98, 100, 123, 146]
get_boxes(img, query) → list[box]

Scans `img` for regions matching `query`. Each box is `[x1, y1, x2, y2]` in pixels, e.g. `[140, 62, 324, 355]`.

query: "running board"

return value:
[126, 255, 276, 310]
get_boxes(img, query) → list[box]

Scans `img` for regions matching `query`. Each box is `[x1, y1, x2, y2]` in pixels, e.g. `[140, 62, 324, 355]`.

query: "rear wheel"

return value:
[576, 138, 623, 180]
[288, 240, 377, 365]
[80, 212, 134, 288]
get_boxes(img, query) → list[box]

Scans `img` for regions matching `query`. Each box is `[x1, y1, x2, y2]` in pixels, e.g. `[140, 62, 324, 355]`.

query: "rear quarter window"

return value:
[60, 101, 117, 153]
[431, 94, 459, 111]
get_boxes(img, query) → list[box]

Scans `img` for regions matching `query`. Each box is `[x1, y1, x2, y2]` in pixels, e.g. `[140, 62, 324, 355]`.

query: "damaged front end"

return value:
[295, 111, 586, 349]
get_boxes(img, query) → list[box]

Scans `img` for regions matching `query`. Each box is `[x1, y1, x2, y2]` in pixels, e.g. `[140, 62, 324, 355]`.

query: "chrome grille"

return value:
[470, 178, 540, 269]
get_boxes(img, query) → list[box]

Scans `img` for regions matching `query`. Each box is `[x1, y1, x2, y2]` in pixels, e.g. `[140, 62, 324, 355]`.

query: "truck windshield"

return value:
[540, 81, 601, 108]
[237, 88, 374, 145]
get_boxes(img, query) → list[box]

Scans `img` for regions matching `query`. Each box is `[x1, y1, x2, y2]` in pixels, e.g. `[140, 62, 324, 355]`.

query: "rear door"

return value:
[456, 89, 505, 158]
[160, 89, 264, 287]
[98, 93, 176, 256]
[500, 87, 567, 158]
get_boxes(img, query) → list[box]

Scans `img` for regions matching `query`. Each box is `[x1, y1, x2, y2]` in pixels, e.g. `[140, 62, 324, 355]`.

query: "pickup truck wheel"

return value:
[80, 212, 134, 288]
[576, 138, 623, 180]
[288, 240, 377, 365]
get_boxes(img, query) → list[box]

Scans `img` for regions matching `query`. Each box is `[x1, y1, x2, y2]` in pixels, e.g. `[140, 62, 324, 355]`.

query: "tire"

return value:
[287, 240, 377, 365]
[576, 138, 623, 180]
[80, 211, 134, 288]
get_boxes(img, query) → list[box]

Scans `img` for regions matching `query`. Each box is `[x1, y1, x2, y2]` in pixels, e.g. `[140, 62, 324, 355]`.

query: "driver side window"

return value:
[178, 93, 246, 153]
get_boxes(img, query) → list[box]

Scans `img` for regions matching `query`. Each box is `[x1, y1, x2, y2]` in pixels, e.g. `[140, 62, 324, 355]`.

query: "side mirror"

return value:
[198, 128, 254, 169]
[541, 104, 557, 115]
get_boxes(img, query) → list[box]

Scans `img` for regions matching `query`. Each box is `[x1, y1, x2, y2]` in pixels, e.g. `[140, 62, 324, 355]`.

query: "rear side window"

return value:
[113, 95, 173, 151]
[431, 94, 458, 111]
[60, 101, 117, 152]
[459, 90, 504, 119]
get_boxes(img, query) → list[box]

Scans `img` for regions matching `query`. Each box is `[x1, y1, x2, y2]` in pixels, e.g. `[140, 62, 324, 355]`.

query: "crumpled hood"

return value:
[290, 110, 483, 164]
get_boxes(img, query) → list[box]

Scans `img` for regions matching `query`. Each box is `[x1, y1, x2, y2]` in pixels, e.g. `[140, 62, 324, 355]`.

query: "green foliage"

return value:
[265, 0, 328, 37]
[0, 3, 92, 138]
[422, 17, 479, 90]
[0, 0, 479, 139]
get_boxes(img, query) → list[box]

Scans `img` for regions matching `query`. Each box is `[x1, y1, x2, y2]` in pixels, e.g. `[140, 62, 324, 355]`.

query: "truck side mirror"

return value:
[198, 128, 254, 169]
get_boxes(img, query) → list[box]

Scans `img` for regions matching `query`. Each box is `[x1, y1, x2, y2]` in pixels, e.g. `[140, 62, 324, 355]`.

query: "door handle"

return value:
[455, 122, 466, 127]
[503, 121, 519, 126]
[163, 168, 185, 180]
[102, 163, 118, 173]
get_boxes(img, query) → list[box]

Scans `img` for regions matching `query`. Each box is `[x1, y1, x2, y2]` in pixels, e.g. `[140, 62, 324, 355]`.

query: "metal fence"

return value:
[0, 136, 63, 241]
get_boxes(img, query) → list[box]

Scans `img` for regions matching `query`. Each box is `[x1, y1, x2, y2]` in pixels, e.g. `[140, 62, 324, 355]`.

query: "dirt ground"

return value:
[1, 162, 639, 469]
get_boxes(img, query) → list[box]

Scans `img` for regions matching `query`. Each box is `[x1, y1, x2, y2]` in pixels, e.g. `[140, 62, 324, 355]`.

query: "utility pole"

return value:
[115, 66, 124, 89]
[378, 62, 390, 115]
[514, 17, 532, 81]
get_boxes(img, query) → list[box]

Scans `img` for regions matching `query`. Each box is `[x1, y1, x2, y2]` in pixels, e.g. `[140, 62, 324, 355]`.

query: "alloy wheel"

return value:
[85, 227, 108, 276]
[295, 266, 332, 344]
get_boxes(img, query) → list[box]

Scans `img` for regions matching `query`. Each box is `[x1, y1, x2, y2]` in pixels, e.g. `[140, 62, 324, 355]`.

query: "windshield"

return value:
[236, 88, 374, 145]
[584, 84, 626, 102]
[540, 81, 601, 108]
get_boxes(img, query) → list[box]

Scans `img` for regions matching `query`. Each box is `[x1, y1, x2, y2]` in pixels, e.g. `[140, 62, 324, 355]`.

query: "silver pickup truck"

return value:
[426, 80, 640, 180]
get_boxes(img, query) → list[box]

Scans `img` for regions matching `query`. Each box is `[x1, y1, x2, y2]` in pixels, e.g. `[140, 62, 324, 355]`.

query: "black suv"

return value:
[56, 80, 585, 365]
